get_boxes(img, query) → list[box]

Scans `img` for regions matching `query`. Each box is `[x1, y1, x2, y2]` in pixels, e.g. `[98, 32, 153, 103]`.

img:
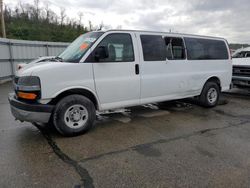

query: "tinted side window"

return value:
[185, 38, 229, 60]
[246, 52, 250, 57]
[94, 33, 134, 62]
[140, 35, 166, 61]
[165, 37, 185, 60]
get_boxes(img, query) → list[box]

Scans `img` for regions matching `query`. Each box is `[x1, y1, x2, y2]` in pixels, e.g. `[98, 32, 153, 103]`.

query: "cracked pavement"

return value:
[1, 82, 250, 188]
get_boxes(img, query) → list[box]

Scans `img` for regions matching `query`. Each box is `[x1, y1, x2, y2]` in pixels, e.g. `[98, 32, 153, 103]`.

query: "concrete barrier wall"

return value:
[0, 38, 69, 81]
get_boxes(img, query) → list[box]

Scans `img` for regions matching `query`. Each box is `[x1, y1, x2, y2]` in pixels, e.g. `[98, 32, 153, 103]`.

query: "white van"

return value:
[9, 30, 232, 136]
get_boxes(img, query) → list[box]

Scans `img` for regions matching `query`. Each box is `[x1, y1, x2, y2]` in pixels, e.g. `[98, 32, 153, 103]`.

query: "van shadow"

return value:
[34, 96, 229, 137]
[225, 88, 250, 99]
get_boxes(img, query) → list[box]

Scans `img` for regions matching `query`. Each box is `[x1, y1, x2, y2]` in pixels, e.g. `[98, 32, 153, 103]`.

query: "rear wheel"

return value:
[199, 82, 220, 108]
[53, 95, 96, 136]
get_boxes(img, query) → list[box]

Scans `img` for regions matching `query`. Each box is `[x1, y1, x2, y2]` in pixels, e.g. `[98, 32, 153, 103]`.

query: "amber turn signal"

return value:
[17, 92, 37, 100]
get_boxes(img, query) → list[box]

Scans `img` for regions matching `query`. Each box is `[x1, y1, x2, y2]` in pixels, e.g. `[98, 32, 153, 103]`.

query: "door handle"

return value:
[135, 64, 139, 75]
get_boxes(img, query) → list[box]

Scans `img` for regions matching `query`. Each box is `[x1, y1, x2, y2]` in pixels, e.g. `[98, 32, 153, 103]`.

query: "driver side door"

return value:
[87, 32, 140, 110]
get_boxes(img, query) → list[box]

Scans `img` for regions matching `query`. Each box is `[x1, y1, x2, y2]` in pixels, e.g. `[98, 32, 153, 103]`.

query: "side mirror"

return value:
[95, 46, 109, 61]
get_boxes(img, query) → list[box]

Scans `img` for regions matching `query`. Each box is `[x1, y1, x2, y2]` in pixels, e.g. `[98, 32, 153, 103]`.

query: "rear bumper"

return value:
[8, 93, 54, 123]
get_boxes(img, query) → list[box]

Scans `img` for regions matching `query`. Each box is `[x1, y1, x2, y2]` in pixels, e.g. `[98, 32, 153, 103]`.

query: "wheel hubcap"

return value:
[207, 88, 218, 104]
[64, 104, 88, 129]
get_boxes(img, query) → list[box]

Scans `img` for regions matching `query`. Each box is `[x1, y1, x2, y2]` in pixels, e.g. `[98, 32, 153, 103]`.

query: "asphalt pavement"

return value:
[1, 82, 250, 188]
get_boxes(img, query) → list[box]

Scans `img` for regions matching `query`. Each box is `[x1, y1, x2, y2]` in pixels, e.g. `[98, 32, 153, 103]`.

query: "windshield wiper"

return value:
[52, 56, 63, 62]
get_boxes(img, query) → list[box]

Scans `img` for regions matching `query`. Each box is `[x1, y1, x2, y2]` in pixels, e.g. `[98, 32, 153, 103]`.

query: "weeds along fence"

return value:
[0, 38, 69, 81]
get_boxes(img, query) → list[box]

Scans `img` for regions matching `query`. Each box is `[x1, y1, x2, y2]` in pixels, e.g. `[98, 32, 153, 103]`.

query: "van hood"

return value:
[232, 58, 250, 66]
[16, 61, 74, 77]
[16, 61, 53, 77]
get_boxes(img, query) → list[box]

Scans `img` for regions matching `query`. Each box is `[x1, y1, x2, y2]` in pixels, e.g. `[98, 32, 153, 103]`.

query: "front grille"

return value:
[233, 66, 250, 77]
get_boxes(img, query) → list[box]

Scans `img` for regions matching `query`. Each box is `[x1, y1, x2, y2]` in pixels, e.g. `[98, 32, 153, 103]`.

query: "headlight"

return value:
[14, 76, 41, 100]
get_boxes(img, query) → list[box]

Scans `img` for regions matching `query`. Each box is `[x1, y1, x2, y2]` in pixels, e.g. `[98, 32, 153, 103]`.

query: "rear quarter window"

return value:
[184, 38, 229, 60]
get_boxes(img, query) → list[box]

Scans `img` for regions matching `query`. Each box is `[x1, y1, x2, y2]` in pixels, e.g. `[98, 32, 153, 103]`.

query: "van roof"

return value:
[103, 29, 226, 41]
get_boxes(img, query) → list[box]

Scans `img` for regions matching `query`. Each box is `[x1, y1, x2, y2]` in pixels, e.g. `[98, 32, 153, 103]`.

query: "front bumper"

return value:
[8, 93, 54, 123]
[232, 76, 250, 87]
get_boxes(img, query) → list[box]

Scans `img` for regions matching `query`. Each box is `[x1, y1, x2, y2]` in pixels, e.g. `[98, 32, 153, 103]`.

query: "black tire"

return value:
[53, 94, 96, 136]
[199, 82, 220, 108]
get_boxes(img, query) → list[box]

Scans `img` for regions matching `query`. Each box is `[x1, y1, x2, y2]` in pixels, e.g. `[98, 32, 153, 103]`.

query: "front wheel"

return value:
[199, 82, 220, 108]
[53, 95, 96, 136]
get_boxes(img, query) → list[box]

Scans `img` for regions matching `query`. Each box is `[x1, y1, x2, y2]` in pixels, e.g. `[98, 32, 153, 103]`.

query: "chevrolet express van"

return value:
[9, 30, 232, 136]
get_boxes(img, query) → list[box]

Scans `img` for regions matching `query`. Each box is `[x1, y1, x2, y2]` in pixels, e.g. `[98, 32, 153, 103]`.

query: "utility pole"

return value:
[0, 0, 6, 38]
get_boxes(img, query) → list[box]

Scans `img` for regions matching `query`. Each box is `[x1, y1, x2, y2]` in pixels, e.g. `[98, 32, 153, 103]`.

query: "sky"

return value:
[4, 0, 250, 44]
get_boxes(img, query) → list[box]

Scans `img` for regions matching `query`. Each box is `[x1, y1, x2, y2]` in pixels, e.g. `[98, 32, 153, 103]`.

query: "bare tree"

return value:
[18, 1, 25, 14]
[33, 0, 40, 20]
[98, 21, 104, 30]
[60, 7, 66, 26]
[77, 11, 83, 26]
[66, 17, 71, 25]
[4, 4, 11, 20]
[88, 20, 92, 31]
[43, 1, 50, 22]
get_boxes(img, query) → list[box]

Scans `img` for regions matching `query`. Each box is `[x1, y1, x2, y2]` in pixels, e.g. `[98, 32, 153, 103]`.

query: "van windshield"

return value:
[232, 51, 250, 58]
[57, 32, 104, 63]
